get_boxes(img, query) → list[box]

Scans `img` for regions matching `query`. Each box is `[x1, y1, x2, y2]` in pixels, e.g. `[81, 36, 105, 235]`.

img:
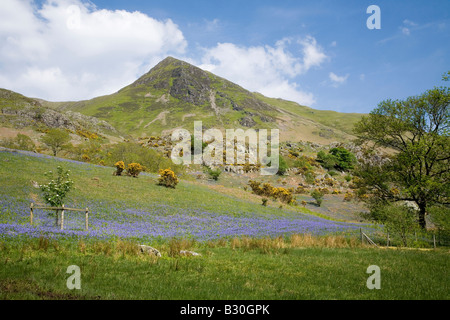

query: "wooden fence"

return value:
[30, 203, 89, 231]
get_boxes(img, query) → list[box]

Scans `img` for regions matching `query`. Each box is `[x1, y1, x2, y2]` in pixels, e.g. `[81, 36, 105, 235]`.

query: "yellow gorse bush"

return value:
[127, 163, 143, 177]
[114, 161, 125, 176]
[115, 161, 125, 170]
[158, 168, 179, 188]
[248, 180, 294, 204]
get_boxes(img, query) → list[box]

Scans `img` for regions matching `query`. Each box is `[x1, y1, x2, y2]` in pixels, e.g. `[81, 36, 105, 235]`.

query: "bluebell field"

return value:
[0, 149, 368, 243]
[0, 193, 366, 242]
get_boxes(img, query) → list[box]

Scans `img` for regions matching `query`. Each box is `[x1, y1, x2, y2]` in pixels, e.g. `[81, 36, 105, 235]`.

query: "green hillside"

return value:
[0, 150, 448, 300]
[54, 57, 363, 143]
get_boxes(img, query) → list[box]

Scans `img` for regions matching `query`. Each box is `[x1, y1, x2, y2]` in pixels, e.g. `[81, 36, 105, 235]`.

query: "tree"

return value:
[375, 203, 419, 247]
[317, 147, 356, 172]
[329, 147, 356, 171]
[40, 166, 74, 226]
[353, 75, 449, 229]
[41, 128, 71, 156]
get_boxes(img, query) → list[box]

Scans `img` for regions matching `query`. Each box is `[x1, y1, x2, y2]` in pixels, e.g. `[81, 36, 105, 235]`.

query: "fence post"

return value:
[85, 208, 89, 231]
[433, 234, 436, 249]
[61, 204, 65, 231]
[30, 203, 33, 225]
[360, 228, 363, 244]
[387, 233, 390, 247]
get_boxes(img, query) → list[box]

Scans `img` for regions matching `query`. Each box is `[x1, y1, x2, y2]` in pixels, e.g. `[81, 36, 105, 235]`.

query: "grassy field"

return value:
[1, 237, 448, 300]
[0, 149, 448, 300]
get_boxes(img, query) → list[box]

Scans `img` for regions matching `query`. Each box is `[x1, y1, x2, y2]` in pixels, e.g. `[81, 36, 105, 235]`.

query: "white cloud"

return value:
[403, 19, 418, 27]
[401, 19, 419, 36]
[199, 36, 327, 106]
[401, 27, 411, 36]
[0, 0, 328, 107]
[329, 72, 349, 87]
[0, 0, 187, 101]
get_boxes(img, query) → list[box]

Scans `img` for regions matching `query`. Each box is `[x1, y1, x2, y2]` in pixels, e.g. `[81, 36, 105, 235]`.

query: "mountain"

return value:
[54, 57, 364, 143]
[1, 57, 365, 145]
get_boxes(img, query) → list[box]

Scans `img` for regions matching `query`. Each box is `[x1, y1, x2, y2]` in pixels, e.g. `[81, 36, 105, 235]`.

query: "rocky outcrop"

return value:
[1, 105, 118, 135]
[139, 245, 161, 257]
[179, 250, 201, 257]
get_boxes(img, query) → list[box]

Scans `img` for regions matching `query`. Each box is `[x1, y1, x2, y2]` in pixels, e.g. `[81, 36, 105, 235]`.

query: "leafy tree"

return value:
[316, 150, 337, 171]
[373, 203, 419, 247]
[353, 75, 449, 229]
[39, 166, 74, 226]
[428, 205, 450, 238]
[330, 147, 356, 171]
[41, 128, 71, 156]
[317, 147, 356, 172]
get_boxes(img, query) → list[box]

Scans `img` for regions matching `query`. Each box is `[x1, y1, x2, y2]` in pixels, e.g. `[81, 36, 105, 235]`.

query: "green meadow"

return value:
[0, 150, 448, 300]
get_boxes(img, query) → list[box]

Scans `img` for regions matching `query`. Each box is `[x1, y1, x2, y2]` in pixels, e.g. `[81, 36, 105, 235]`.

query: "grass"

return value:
[0, 236, 448, 300]
[255, 93, 364, 136]
[0, 150, 448, 300]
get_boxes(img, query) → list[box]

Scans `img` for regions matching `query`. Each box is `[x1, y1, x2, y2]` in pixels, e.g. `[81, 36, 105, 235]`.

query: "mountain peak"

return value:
[150, 56, 192, 72]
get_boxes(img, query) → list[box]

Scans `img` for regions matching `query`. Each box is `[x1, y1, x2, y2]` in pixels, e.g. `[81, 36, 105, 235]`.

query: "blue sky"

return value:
[0, 0, 449, 113]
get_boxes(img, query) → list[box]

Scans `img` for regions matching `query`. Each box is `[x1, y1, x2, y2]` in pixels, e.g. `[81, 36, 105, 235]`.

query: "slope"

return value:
[56, 57, 364, 144]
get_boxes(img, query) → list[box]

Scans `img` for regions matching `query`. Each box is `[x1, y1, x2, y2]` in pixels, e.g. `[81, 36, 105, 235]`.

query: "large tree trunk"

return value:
[418, 204, 427, 229]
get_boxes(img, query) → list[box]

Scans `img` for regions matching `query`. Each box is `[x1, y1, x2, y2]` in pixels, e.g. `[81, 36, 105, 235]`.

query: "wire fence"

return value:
[360, 227, 450, 249]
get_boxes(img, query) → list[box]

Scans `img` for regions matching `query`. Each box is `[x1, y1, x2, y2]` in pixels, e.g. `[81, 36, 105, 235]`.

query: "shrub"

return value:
[204, 166, 221, 181]
[295, 186, 308, 194]
[158, 168, 179, 188]
[248, 180, 262, 195]
[1, 133, 35, 151]
[343, 191, 353, 202]
[114, 161, 125, 176]
[276, 155, 289, 176]
[127, 163, 143, 178]
[311, 189, 324, 207]
[324, 177, 335, 186]
[261, 183, 274, 197]
[272, 187, 295, 204]
[248, 181, 294, 204]
[262, 198, 268, 206]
